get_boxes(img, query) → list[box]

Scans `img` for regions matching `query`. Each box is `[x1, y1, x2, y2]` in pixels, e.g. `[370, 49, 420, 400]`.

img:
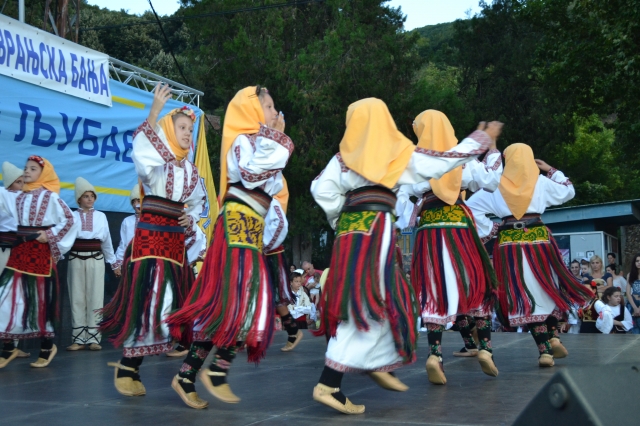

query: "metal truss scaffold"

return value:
[109, 57, 203, 107]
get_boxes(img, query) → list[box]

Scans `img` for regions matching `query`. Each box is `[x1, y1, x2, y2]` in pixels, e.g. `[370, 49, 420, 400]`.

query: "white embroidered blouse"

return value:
[465, 168, 574, 240]
[310, 130, 493, 230]
[72, 208, 117, 266]
[0, 187, 78, 261]
[132, 120, 207, 240]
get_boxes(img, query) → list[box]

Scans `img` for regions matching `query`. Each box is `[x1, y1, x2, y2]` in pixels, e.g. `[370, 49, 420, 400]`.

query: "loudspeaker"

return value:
[514, 364, 639, 426]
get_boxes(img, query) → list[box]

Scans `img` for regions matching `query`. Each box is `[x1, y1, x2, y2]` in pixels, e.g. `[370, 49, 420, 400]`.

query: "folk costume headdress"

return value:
[339, 98, 415, 189]
[499, 143, 539, 220]
[23, 155, 60, 194]
[75, 177, 97, 204]
[414, 110, 461, 205]
[219, 86, 265, 201]
[2, 162, 23, 189]
[158, 106, 196, 163]
[130, 183, 141, 202]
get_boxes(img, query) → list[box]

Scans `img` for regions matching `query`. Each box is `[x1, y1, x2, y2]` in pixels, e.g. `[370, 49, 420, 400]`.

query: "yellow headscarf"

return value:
[158, 107, 196, 163]
[219, 86, 265, 201]
[23, 156, 60, 194]
[499, 143, 539, 219]
[339, 98, 415, 188]
[414, 110, 461, 205]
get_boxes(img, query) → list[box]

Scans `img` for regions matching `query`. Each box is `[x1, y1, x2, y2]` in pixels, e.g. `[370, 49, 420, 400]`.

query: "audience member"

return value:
[290, 264, 297, 273]
[606, 264, 627, 294]
[595, 287, 633, 334]
[302, 261, 322, 305]
[590, 255, 613, 291]
[288, 270, 313, 329]
[579, 258, 593, 285]
[607, 252, 617, 267]
[625, 254, 640, 334]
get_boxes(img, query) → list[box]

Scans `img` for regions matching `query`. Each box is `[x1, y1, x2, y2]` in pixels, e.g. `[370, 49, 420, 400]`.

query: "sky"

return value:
[86, 0, 484, 29]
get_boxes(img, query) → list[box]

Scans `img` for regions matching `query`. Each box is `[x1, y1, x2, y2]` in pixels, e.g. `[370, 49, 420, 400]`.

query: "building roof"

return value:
[543, 199, 640, 226]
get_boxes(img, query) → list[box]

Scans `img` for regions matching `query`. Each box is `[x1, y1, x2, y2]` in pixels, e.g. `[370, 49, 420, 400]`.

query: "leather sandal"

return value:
[281, 330, 303, 352]
[549, 337, 568, 359]
[171, 375, 208, 409]
[369, 372, 409, 391]
[0, 348, 19, 369]
[312, 383, 365, 414]
[107, 362, 146, 396]
[478, 349, 499, 377]
[426, 354, 447, 385]
[538, 353, 555, 367]
[199, 370, 240, 403]
[30, 345, 57, 368]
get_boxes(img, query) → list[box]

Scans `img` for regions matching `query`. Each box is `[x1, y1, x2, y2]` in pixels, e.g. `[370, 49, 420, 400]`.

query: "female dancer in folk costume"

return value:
[99, 84, 206, 396]
[167, 86, 293, 409]
[0, 157, 78, 369]
[310, 98, 493, 415]
[465, 143, 593, 367]
[262, 179, 301, 352]
[0, 163, 31, 363]
[395, 111, 503, 385]
[67, 177, 118, 352]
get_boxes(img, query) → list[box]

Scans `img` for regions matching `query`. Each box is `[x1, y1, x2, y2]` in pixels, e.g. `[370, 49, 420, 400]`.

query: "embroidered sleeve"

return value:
[481, 222, 500, 244]
[310, 156, 348, 230]
[263, 200, 287, 253]
[136, 119, 175, 163]
[45, 197, 77, 261]
[547, 168, 572, 186]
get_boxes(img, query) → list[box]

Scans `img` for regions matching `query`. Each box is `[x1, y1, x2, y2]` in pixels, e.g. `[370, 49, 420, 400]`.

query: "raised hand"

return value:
[534, 159, 552, 173]
[148, 83, 173, 128]
[274, 111, 286, 133]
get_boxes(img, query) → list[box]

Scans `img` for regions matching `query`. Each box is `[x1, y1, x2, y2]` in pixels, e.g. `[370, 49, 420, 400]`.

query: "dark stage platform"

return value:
[1, 332, 638, 425]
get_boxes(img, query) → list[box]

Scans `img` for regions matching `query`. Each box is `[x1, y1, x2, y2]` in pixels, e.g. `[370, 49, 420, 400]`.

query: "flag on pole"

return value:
[194, 117, 218, 246]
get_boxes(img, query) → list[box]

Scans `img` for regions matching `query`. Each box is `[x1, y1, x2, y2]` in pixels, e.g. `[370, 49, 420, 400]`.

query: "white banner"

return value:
[0, 15, 112, 106]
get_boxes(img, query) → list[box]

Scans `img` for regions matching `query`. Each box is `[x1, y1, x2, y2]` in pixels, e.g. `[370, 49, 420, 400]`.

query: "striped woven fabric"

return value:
[70, 239, 102, 253]
[225, 183, 272, 213]
[0, 231, 17, 247]
[141, 195, 184, 219]
[344, 185, 396, 209]
[421, 191, 463, 211]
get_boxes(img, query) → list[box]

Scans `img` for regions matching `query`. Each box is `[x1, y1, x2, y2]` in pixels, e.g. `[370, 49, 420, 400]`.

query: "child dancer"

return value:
[67, 177, 118, 351]
[310, 98, 493, 414]
[396, 111, 503, 384]
[113, 184, 141, 273]
[168, 86, 293, 408]
[466, 143, 593, 367]
[99, 83, 206, 396]
[0, 156, 77, 369]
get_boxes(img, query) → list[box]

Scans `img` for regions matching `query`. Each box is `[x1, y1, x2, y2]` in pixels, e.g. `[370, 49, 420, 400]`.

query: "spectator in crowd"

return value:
[595, 286, 633, 334]
[570, 260, 581, 279]
[281, 270, 313, 352]
[607, 252, 617, 267]
[606, 264, 627, 295]
[590, 255, 613, 291]
[579, 258, 593, 285]
[625, 254, 640, 334]
[302, 261, 322, 305]
[290, 264, 297, 273]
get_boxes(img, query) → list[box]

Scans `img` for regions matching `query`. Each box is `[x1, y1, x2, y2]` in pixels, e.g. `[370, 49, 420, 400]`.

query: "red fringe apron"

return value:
[493, 217, 593, 326]
[168, 187, 274, 363]
[0, 226, 59, 339]
[316, 186, 419, 366]
[99, 196, 192, 355]
[266, 245, 293, 308]
[411, 196, 496, 324]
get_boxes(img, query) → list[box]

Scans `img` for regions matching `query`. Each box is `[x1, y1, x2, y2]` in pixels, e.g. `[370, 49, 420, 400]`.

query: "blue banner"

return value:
[0, 73, 203, 213]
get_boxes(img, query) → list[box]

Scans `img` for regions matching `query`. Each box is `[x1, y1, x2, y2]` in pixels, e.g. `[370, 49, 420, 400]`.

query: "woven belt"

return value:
[141, 195, 184, 219]
[499, 214, 544, 230]
[0, 231, 16, 248]
[69, 252, 104, 261]
[343, 185, 396, 214]
[70, 238, 102, 253]
[225, 183, 272, 217]
[421, 192, 463, 211]
[13, 225, 52, 247]
[136, 222, 185, 233]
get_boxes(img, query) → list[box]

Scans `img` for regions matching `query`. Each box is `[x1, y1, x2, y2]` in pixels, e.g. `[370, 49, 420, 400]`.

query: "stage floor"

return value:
[2, 332, 638, 425]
